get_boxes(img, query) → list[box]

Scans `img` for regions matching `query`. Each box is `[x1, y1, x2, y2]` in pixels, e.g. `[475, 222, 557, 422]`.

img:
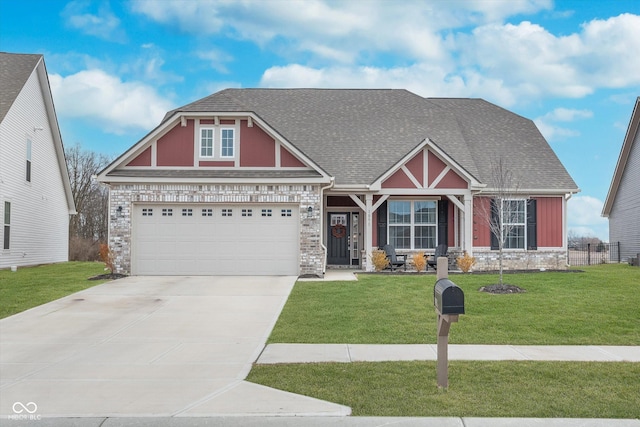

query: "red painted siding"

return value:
[126, 146, 151, 166]
[199, 161, 234, 167]
[428, 151, 447, 186]
[200, 119, 214, 125]
[240, 120, 276, 167]
[220, 119, 235, 125]
[157, 120, 194, 166]
[537, 197, 563, 247]
[382, 168, 417, 189]
[473, 197, 492, 247]
[436, 169, 468, 189]
[405, 151, 424, 187]
[281, 146, 305, 167]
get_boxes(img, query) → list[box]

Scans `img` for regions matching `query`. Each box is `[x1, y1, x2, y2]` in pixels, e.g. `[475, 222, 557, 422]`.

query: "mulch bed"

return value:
[88, 273, 128, 281]
[479, 284, 526, 294]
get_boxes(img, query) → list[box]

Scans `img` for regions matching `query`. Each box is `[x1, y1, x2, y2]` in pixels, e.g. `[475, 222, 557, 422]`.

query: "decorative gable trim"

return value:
[371, 138, 482, 192]
[97, 111, 331, 183]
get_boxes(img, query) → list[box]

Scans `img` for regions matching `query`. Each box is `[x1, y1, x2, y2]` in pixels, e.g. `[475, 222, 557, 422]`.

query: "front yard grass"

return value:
[251, 264, 640, 418]
[268, 264, 640, 345]
[0, 262, 110, 318]
[248, 361, 640, 418]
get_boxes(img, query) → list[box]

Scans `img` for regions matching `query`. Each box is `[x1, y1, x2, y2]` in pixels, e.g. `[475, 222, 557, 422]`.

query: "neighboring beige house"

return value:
[0, 52, 76, 269]
[98, 89, 578, 277]
[602, 97, 640, 262]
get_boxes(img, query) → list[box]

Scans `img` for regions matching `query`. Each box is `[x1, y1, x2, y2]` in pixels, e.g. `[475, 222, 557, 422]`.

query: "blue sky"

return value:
[2, 0, 639, 241]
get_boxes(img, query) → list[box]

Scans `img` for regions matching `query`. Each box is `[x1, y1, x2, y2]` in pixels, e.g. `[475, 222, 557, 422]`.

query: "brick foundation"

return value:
[472, 249, 568, 271]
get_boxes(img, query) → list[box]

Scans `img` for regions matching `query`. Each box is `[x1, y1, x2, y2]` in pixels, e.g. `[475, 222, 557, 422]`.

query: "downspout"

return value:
[320, 178, 335, 275]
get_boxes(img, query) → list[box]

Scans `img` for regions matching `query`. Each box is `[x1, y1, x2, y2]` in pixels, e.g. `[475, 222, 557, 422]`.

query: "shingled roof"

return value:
[163, 88, 578, 191]
[0, 52, 42, 122]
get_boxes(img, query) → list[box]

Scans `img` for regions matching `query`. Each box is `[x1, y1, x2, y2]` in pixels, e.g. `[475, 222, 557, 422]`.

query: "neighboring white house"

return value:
[602, 97, 640, 262]
[0, 52, 76, 269]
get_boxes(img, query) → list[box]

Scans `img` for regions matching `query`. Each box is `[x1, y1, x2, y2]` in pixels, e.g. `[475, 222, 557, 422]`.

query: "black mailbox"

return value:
[434, 278, 465, 315]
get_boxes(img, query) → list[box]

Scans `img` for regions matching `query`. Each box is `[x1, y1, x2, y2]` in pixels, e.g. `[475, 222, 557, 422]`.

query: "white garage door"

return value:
[132, 204, 299, 275]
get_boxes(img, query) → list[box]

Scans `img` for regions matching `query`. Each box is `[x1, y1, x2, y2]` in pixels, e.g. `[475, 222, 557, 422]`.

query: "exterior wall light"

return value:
[307, 206, 313, 218]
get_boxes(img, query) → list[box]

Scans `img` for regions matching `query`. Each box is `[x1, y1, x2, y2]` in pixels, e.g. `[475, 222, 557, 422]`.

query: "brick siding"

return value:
[108, 183, 323, 276]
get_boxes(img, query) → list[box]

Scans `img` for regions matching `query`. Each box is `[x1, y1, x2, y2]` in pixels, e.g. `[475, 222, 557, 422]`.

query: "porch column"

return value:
[463, 193, 473, 255]
[364, 193, 374, 272]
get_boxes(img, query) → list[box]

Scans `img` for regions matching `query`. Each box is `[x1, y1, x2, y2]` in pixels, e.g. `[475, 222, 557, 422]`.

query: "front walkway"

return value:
[258, 343, 640, 364]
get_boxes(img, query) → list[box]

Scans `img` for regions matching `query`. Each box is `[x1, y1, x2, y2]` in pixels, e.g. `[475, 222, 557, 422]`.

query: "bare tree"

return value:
[476, 158, 522, 286]
[65, 144, 111, 260]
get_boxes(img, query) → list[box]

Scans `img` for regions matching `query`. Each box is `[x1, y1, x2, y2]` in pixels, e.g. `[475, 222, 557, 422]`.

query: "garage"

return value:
[132, 204, 300, 275]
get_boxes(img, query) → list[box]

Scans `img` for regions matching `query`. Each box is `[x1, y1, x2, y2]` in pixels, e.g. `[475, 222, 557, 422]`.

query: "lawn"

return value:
[0, 262, 110, 318]
[248, 361, 640, 418]
[250, 264, 640, 418]
[268, 264, 640, 345]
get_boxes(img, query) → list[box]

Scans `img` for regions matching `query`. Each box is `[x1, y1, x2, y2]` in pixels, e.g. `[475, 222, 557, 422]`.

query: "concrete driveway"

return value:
[0, 276, 350, 418]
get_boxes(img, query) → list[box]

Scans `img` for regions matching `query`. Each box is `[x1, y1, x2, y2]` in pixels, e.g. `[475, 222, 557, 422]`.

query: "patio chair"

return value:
[426, 244, 448, 271]
[382, 244, 407, 271]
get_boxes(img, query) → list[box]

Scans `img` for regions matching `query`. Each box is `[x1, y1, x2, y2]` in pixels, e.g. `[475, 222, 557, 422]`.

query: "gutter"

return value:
[320, 177, 335, 275]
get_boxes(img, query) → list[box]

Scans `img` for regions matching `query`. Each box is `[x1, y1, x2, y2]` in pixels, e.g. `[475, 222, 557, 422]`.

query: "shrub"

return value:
[69, 237, 101, 261]
[99, 243, 115, 273]
[456, 251, 476, 273]
[412, 252, 426, 272]
[370, 249, 390, 272]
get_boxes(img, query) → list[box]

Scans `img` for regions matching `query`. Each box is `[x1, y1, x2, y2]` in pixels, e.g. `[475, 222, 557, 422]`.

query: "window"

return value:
[142, 208, 153, 216]
[3, 201, 10, 250]
[222, 209, 232, 217]
[201, 208, 212, 217]
[502, 199, 526, 249]
[26, 139, 32, 182]
[388, 200, 437, 249]
[261, 209, 272, 217]
[162, 208, 173, 216]
[220, 128, 234, 158]
[200, 128, 214, 157]
[182, 208, 193, 216]
[242, 209, 252, 217]
[281, 209, 292, 217]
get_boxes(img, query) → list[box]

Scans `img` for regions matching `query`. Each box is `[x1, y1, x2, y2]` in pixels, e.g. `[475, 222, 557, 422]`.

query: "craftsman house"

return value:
[97, 89, 578, 276]
[602, 97, 640, 262]
[0, 52, 76, 269]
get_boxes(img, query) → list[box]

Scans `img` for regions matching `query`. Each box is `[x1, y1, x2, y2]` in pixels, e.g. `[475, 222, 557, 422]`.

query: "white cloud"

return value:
[567, 196, 609, 240]
[454, 14, 640, 101]
[49, 69, 174, 135]
[534, 108, 593, 141]
[131, 0, 550, 64]
[62, 0, 126, 42]
[196, 49, 235, 74]
[130, 1, 639, 108]
[260, 63, 518, 106]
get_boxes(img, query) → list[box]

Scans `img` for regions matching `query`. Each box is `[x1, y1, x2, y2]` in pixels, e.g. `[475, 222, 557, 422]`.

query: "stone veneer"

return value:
[108, 183, 323, 276]
[472, 249, 568, 271]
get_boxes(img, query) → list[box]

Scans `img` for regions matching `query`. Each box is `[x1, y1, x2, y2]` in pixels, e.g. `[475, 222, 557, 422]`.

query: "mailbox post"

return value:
[433, 257, 464, 388]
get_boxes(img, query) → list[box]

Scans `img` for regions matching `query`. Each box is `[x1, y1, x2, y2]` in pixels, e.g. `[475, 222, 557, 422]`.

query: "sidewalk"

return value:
[258, 343, 640, 364]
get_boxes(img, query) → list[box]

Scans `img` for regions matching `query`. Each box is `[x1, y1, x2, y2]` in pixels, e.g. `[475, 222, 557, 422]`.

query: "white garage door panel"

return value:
[133, 204, 299, 275]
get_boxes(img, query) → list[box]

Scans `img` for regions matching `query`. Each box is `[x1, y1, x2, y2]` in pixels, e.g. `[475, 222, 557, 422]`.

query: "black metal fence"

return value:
[568, 242, 620, 266]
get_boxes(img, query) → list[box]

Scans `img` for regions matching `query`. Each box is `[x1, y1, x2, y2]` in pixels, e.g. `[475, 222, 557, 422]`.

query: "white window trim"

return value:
[388, 200, 438, 250]
[199, 127, 215, 158]
[501, 198, 526, 250]
[219, 127, 235, 159]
